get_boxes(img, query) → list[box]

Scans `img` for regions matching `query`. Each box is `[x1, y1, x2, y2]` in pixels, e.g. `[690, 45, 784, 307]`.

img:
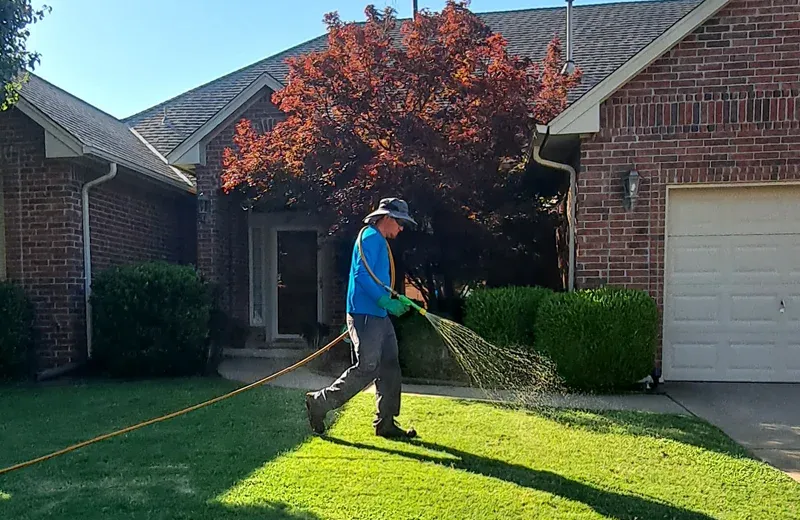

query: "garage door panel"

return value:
[728, 341, 779, 370]
[668, 239, 722, 284]
[788, 344, 800, 372]
[731, 244, 781, 276]
[666, 286, 785, 329]
[665, 185, 800, 382]
[787, 293, 800, 323]
[668, 184, 800, 236]
[790, 250, 800, 282]
[668, 235, 791, 287]
[730, 294, 781, 326]
[667, 294, 720, 324]
[668, 340, 718, 371]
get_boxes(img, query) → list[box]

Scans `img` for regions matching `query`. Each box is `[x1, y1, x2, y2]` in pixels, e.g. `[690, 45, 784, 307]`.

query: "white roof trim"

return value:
[15, 96, 195, 193]
[166, 72, 285, 165]
[548, 0, 731, 135]
[130, 126, 195, 188]
[15, 98, 84, 156]
[83, 145, 196, 193]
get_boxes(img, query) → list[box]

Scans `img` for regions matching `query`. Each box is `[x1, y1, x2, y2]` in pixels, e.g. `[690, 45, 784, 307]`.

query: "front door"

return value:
[275, 230, 319, 337]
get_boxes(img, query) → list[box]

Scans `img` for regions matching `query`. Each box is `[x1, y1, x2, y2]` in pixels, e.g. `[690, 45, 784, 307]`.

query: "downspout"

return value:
[82, 163, 118, 359]
[529, 125, 576, 292]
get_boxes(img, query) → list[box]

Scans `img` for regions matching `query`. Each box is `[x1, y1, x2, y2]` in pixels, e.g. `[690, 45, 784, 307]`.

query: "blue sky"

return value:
[26, 0, 628, 119]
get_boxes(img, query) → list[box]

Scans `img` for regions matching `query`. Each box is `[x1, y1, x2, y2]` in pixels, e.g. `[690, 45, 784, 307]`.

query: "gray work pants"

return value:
[312, 313, 401, 427]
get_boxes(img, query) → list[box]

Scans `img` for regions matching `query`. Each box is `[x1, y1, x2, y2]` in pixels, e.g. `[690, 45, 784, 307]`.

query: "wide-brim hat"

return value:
[363, 198, 417, 227]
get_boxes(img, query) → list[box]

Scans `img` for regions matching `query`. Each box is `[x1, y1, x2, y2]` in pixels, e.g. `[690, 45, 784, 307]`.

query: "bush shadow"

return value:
[531, 406, 752, 459]
[324, 436, 717, 520]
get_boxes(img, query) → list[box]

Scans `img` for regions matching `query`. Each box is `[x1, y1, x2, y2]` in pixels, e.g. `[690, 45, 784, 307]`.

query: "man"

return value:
[305, 198, 417, 438]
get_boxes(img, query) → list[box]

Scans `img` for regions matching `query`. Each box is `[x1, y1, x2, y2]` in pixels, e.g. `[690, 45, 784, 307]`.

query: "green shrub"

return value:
[393, 301, 467, 383]
[90, 261, 212, 378]
[534, 286, 659, 391]
[0, 282, 34, 379]
[463, 286, 554, 348]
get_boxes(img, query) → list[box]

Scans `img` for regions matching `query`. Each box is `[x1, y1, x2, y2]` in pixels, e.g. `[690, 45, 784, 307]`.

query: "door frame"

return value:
[270, 224, 324, 340]
[248, 212, 326, 342]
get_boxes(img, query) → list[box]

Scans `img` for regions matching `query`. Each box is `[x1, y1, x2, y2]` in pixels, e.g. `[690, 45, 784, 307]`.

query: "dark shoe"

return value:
[305, 393, 326, 434]
[375, 419, 417, 439]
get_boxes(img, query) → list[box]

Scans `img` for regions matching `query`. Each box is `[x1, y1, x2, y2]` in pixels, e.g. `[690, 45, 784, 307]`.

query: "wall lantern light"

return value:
[623, 170, 640, 210]
[198, 192, 210, 222]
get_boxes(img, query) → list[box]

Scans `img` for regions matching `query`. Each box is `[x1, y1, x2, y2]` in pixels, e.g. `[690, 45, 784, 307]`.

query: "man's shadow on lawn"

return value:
[324, 437, 715, 520]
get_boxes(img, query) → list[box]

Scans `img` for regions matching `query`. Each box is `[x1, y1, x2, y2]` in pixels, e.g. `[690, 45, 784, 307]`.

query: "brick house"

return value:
[2, 0, 797, 382]
[0, 75, 196, 375]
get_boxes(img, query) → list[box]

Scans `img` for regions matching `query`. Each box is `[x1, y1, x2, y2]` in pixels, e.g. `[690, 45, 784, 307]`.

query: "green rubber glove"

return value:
[377, 295, 410, 317]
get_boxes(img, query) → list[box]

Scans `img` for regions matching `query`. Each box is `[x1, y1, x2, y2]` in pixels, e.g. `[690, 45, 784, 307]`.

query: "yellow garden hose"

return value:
[0, 224, 404, 477]
[0, 331, 348, 477]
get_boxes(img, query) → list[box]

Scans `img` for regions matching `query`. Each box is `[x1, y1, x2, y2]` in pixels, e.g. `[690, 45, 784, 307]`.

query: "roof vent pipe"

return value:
[561, 0, 576, 75]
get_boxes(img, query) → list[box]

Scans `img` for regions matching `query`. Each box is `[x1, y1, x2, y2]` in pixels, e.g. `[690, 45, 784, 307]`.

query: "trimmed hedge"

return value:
[90, 261, 212, 378]
[463, 286, 554, 348]
[534, 286, 659, 391]
[0, 282, 34, 379]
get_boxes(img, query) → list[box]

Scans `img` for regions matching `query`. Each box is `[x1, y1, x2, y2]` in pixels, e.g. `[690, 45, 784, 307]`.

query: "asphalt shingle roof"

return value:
[126, 0, 703, 157]
[19, 74, 194, 189]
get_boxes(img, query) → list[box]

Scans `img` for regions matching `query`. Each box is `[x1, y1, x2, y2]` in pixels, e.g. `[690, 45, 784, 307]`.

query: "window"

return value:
[259, 117, 279, 133]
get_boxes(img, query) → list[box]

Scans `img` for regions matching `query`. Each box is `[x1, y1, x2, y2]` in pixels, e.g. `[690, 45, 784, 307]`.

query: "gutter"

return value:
[82, 163, 118, 359]
[84, 146, 195, 193]
[528, 124, 576, 292]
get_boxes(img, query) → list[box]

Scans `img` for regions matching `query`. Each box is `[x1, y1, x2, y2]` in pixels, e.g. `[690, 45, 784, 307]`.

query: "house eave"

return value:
[14, 97, 196, 194]
[547, 0, 731, 136]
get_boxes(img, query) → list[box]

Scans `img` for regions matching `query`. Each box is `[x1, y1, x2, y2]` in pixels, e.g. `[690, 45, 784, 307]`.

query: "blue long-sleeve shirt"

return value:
[347, 226, 391, 317]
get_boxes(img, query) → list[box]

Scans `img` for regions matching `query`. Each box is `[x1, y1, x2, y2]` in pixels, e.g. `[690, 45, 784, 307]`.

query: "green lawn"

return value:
[1, 379, 798, 519]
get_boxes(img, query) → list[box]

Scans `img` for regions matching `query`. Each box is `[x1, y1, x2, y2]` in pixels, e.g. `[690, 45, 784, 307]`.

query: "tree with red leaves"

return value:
[222, 1, 581, 307]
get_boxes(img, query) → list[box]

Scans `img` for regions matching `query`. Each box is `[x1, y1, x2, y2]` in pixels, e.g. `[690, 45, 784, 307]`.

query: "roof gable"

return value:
[125, 0, 704, 158]
[18, 75, 194, 190]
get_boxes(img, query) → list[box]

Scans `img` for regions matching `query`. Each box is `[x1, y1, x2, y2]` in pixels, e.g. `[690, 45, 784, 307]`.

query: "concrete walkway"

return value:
[665, 382, 800, 483]
[217, 357, 686, 414]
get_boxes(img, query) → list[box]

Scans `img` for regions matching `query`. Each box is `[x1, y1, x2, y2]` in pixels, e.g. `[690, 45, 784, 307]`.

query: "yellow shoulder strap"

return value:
[356, 226, 396, 293]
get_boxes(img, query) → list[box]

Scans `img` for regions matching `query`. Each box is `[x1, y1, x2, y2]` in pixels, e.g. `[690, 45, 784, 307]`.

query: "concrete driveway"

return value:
[666, 383, 800, 482]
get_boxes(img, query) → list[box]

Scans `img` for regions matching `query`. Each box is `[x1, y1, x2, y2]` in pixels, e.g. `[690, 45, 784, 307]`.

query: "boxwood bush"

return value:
[0, 282, 34, 379]
[533, 286, 658, 391]
[90, 261, 212, 378]
[463, 286, 554, 348]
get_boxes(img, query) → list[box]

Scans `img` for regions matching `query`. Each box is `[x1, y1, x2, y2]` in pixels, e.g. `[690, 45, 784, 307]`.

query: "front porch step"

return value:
[223, 347, 314, 360]
[245, 337, 308, 349]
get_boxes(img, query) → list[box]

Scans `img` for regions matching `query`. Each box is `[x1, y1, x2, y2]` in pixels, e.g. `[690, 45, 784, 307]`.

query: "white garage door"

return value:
[663, 185, 800, 382]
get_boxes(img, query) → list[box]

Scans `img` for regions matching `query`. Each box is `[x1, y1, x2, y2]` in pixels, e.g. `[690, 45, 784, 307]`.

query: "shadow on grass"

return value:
[0, 382, 320, 520]
[532, 407, 751, 459]
[325, 437, 716, 520]
[207, 502, 322, 519]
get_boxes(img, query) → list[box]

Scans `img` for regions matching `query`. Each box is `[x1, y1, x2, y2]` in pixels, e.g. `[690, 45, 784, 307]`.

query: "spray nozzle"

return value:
[397, 294, 426, 316]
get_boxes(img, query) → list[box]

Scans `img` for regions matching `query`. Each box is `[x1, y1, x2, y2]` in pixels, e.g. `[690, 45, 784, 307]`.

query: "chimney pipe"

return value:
[413, 0, 418, 17]
[561, 0, 576, 75]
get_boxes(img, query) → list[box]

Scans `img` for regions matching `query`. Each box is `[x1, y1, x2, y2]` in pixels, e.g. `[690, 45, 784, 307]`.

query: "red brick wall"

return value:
[197, 92, 283, 326]
[1, 107, 196, 371]
[1, 107, 85, 370]
[89, 176, 196, 275]
[576, 0, 800, 367]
